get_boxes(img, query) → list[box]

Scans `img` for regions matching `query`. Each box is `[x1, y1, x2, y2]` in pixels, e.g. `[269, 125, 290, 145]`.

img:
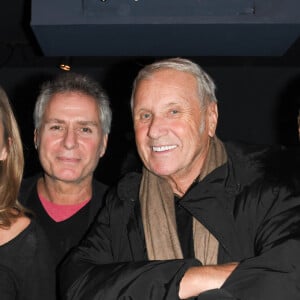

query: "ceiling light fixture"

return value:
[59, 56, 71, 71]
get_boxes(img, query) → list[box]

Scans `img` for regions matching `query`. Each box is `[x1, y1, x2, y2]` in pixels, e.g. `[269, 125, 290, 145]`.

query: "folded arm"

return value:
[179, 263, 238, 299]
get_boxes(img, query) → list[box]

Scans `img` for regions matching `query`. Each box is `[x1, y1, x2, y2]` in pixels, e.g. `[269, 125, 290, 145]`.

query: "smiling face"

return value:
[35, 91, 107, 184]
[133, 69, 218, 191]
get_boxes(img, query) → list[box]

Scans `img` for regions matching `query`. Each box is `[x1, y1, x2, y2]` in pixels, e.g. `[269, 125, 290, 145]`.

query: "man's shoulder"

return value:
[223, 141, 281, 187]
[261, 146, 300, 191]
[106, 172, 142, 203]
[224, 140, 283, 171]
[102, 172, 142, 223]
[225, 140, 300, 190]
[225, 140, 273, 161]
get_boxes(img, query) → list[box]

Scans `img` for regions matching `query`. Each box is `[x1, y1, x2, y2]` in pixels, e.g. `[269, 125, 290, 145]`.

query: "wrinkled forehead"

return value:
[133, 69, 200, 105]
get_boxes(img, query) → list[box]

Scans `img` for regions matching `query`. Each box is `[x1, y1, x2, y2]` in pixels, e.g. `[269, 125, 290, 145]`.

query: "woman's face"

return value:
[0, 121, 8, 161]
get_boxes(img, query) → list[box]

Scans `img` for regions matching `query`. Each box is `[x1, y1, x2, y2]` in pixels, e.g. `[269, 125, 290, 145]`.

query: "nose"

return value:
[147, 115, 167, 139]
[62, 128, 78, 149]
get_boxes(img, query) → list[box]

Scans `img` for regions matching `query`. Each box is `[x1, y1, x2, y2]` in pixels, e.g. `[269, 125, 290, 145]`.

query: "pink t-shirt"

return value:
[39, 194, 90, 222]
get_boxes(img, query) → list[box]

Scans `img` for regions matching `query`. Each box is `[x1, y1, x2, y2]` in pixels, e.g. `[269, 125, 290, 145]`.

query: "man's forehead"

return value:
[44, 118, 99, 125]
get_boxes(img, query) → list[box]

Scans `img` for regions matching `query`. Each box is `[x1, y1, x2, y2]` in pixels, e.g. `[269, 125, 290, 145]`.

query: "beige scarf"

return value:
[139, 136, 227, 265]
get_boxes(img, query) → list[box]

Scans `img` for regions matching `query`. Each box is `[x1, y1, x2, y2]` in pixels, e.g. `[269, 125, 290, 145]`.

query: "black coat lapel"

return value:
[180, 165, 245, 261]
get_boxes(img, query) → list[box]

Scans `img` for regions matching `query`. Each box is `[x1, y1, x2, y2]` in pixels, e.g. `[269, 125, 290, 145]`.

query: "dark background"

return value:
[0, 1, 299, 185]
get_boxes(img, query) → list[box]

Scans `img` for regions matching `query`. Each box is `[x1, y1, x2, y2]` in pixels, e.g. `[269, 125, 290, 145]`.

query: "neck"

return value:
[37, 175, 93, 205]
[166, 172, 200, 197]
[166, 147, 210, 197]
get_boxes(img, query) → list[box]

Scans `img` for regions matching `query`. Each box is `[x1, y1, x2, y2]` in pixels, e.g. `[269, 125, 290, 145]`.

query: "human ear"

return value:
[207, 102, 218, 137]
[34, 129, 39, 149]
[99, 134, 108, 158]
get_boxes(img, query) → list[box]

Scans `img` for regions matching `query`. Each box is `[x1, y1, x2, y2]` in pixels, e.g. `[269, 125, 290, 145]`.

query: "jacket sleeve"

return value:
[61, 259, 201, 300]
[221, 181, 300, 300]
[59, 191, 201, 300]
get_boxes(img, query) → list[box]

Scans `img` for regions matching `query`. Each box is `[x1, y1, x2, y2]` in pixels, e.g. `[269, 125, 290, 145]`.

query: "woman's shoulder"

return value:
[0, 217, 56, 300]
[0, 215, 31, 246]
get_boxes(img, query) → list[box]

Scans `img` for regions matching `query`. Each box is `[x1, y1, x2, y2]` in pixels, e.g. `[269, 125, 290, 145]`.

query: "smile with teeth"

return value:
[152, 145, 177, 152]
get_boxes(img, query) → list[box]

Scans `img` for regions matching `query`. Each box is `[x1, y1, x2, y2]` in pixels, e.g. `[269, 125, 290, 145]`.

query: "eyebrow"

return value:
[164, 102, 181, 108]
[135, 101, 181, 112]
[45, 119, 99, 127]
[77, 120, 99, 127]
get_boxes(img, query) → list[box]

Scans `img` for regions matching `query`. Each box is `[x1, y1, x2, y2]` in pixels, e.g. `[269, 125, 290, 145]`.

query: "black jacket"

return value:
[60, 142, 300, 300]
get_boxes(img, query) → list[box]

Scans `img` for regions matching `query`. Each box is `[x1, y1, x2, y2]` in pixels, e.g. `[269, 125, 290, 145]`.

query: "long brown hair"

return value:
[0, 86, 26, 228]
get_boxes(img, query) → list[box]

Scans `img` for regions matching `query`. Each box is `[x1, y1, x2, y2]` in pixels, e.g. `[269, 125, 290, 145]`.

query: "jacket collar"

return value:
[179, 162, 245, 261]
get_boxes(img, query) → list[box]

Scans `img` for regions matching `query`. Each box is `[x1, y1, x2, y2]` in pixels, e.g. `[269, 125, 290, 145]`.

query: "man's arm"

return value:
[181, 178, 300, 300]
[179, 263, 238, 299]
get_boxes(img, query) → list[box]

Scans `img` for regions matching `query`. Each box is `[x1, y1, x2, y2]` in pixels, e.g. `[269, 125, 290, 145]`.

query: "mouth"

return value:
[152, 145, 177, 152]
[57, 156, 80, 163]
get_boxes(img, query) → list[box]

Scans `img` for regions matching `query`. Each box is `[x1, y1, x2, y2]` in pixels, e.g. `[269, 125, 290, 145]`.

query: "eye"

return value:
[80, 127, 92, 134]
[49, 125, 63, 131]
[142, 113, 151, 119]
[139, 112, 152, 121]
[170, 109, 179, 115]
[168, 108, 181, 117]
